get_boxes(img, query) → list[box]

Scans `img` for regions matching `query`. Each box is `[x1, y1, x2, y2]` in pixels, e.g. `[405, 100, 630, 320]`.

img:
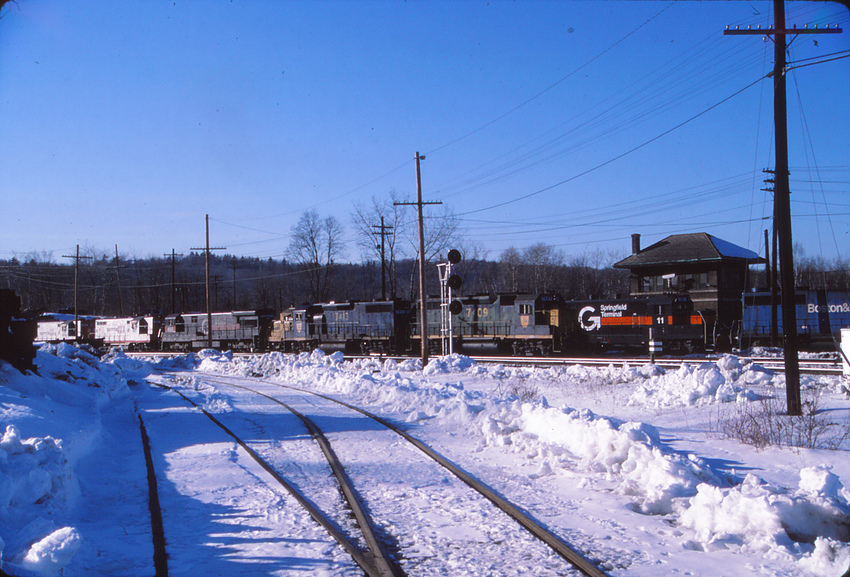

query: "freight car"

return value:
[95, 315, 163, 351]
[161, 310, 274, 352]
[269, 300, 412, 355]
[736, 290, 850, 350]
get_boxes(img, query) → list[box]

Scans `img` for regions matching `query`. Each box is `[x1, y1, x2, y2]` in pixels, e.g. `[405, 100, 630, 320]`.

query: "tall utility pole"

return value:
[372, 216, 394, 301]
[763, 227, 778, 347]
[62, 245, 92, 342]
[395, 152, 441, 366]
[725, 2, 841, 416]
[231, 258, 238, 308]
[191, 215, 225, 349]
[114, 245, 124, 316]
[762, 169, 779, 347]
[164, 249, 183, 315]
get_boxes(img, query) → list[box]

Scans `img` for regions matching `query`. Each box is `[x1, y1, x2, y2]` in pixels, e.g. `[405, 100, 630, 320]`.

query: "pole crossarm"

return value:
[721, 1, 842, 415]
[724, 25, 842, 35]
[372, 217, 395, 300]
[62, 245, 93, 342]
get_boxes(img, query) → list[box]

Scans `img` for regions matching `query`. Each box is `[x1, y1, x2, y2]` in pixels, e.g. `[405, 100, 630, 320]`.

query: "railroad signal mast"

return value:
[725, 1, 842, 416]
[437, 249, 463, 356]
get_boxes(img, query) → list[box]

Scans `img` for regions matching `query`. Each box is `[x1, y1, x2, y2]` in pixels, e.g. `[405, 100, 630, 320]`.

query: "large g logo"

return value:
[579, 306, 601, 331]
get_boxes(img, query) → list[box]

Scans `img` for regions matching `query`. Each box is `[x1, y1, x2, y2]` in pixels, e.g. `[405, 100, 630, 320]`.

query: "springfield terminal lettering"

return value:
[600, 304, 628, 317]
[580, 303, 631, 331]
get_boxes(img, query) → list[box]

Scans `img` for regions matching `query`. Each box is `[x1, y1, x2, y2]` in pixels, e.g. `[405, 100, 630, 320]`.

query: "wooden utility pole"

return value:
[395, 152, 441, 367]
[762, 169, 779, 347]
[191, 215, 226, 349]
[725, 2, 841, 415]
[114, 245, 124, 316]
[372, 216, 394, 300]
[164, 249, 183, 315]
[62, 245, 92, 342]
[231, 258, 238, 308]
[763, 227, 778, 346]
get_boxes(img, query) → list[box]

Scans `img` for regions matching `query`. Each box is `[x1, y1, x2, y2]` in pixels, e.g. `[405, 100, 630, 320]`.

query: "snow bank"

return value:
[0, 344, 146, 575]
[629, 355, 771, 408]
[3, 345, 846, 576]
[679, 467, 850, 574]
[196, 350, 849, 574]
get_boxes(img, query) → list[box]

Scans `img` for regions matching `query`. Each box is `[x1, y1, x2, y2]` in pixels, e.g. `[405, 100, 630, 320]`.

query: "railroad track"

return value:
[139, 371, 609, 576]
[466, 355, 844, 375]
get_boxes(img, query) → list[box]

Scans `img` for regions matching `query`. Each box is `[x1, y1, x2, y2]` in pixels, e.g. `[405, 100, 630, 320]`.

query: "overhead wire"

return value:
[457, 72, 769, 218]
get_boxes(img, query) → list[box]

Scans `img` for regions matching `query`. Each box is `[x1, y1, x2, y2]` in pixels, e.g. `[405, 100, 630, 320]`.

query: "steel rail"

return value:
[204, 372, 611, 577]
[150, 380, 390, 577]
[463, 355, 843, 375]
[204, 377, 405, 577]
[138, 414, 169, 577]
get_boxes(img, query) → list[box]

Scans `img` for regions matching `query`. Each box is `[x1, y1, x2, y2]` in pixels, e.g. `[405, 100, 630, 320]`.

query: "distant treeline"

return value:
[4, 247, 847, 318]
[2, 249, 629, 317]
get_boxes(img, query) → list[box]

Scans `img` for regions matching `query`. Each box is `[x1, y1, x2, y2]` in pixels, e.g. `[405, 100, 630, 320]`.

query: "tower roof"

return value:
[614, 233, 764, 269]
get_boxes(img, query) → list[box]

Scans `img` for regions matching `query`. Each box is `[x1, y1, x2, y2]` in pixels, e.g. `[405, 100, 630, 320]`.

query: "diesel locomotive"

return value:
[267, 292, 708, 356]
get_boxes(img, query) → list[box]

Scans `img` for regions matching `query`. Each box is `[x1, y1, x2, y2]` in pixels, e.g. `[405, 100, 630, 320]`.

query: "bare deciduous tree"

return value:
[287, 210, 345, 303]
[499, 247, 522, 293]
[524, 242, 564, 294]
[351, 191, 406, 299]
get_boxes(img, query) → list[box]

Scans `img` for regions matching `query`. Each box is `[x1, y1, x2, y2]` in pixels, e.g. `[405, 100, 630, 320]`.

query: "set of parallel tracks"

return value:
[468, 355, 845, 375]
[139, 371, 610, 577]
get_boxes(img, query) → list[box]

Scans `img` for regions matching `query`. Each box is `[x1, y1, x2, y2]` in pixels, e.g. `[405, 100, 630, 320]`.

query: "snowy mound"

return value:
[1, 347, 848, 576]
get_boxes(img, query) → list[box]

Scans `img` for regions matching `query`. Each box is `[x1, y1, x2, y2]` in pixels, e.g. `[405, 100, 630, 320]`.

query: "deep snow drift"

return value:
[1, 345, 848, 576]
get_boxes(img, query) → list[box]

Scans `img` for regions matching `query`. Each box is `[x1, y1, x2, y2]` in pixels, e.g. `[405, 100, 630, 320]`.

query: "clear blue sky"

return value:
[2, 0, 848, 266]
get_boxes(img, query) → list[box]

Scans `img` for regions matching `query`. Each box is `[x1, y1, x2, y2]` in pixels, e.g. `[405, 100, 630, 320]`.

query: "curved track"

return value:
[143, 370, 610, 577]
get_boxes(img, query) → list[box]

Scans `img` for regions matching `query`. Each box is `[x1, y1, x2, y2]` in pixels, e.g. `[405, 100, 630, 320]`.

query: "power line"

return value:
[459, 74, 769, 217]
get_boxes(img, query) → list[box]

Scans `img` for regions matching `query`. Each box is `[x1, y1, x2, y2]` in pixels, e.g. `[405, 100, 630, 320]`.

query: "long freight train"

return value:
[33, 294, 707, 355]
[33, 290, 848, 356]
[266, 293, 708, 356]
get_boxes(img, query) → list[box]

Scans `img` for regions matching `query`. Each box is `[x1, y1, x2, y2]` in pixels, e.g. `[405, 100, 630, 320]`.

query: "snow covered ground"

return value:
[1, 344, 849, 576]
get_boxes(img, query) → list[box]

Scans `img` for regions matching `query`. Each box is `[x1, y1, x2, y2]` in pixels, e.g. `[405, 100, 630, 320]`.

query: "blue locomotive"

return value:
[737, 290, 850, 350]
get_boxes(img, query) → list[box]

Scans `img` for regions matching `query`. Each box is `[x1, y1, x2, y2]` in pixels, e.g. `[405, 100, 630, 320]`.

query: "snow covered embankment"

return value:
[0, 345, 151, 576]
[201, 350, 850, 576]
